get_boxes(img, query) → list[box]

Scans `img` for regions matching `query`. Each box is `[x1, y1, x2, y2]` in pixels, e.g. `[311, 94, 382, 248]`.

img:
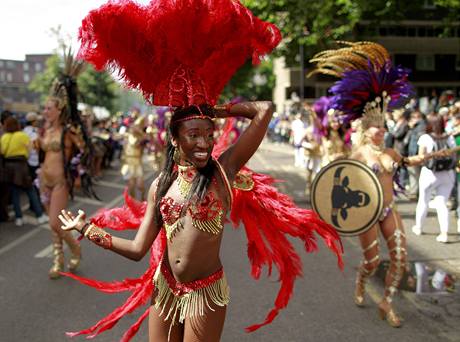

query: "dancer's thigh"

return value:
[49, 184, 68, 232]
[184, 303, 226, 342]
[149, 305, 183, 342]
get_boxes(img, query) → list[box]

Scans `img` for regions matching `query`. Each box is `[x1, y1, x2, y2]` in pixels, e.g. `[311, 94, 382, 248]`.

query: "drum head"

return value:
[311, 159, 384, 236]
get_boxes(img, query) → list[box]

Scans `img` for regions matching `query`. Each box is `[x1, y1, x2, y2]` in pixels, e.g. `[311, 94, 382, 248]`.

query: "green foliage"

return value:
[78, 65, 117, 113]
[243, 0, 362, 65]
[113, 87, 145, 113]
[28, 54, 118, 112]
[221, 59, 275, 102]
[243, 0, 460, 65]
[28, 54, 61, 101]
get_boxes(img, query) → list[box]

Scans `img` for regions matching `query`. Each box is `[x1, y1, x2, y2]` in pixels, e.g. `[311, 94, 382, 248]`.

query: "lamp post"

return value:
[299, 26, 309, 104]
[299, 43, 305, 103]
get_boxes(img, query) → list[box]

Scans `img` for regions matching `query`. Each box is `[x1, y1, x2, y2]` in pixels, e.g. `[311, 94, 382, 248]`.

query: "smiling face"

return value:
[173, 118, 215, 168]
[365, 124, 386, 146]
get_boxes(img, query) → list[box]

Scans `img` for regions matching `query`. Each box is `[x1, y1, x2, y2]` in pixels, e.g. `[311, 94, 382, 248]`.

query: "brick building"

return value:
[0, 54, 51, 113]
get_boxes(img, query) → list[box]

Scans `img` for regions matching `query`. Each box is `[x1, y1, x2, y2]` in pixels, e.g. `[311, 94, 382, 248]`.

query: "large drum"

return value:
[311, 159, 384, 236]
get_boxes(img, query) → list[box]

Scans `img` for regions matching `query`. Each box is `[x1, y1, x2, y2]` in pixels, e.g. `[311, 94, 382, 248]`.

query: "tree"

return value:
[221, 59, 276, 102]
[78, 65, 117, 113]
[243, 0, 460, 65]
[243, 0, 361, 65]
[29, 54, 118, 112]
[28, 54, 61, 102]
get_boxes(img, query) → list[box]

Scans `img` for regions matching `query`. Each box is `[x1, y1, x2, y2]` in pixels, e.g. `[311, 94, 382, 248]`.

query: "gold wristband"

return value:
[84, 224, 112, 249]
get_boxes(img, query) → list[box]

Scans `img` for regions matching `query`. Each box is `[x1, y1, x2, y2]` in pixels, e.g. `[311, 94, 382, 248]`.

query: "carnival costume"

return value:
[40, 49, 95, 278]
[310, 41, 413, 327]
[120, 115, 147, 199]
[311, 96, 350, 167]
[61, 1, 344, 340]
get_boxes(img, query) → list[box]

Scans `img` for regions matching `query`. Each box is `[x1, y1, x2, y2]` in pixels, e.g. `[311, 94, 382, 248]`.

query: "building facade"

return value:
[273, 18, 460, 113]
[0, 54, 51, 113]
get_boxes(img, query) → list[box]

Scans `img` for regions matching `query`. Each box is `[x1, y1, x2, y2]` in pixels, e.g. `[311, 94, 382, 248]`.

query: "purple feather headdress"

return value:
[308, 41, 414, 127]
[329, 61, 414, 124]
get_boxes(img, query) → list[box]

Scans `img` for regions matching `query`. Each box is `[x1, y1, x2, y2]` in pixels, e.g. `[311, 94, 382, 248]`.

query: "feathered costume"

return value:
[309, 42, 415, 327]
[45, 48, 97, 200]
[308, 41, 413, 126]
[309, 41, 414, 193]
[62, 1, 343, 340]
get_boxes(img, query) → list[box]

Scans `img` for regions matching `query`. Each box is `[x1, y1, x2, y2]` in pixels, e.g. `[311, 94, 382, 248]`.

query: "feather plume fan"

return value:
[308, 41, 390, 78]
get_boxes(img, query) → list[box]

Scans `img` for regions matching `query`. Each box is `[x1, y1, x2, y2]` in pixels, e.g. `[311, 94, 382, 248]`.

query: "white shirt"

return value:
[291, 118, 306, 146]
[23, 125, 39, 167]
[417, 134, 455, 154]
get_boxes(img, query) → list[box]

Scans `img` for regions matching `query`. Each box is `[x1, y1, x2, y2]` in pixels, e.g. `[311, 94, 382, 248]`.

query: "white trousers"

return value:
[294, 146, 305, 167]
[415, 167, 455, 234]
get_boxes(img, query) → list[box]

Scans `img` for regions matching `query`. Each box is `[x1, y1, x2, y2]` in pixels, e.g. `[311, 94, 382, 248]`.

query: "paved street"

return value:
[1, 141, 460, 342]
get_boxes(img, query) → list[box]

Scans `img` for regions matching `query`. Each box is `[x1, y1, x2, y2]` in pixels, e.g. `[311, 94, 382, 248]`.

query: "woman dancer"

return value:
[57, 1, 343, 341]
[310, 41, 424, 327]
[62, 101, 275, 341]
[37, 50, 91, 279]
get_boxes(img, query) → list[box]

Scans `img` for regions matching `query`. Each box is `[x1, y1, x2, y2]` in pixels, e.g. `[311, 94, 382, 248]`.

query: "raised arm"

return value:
[214, 101, 273, 179]
[59, 178, 161, 261]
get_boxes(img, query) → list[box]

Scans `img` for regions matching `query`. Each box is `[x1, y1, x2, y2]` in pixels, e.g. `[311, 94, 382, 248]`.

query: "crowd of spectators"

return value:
[268, 92, 460, 241]
[0, 108, 167, 224]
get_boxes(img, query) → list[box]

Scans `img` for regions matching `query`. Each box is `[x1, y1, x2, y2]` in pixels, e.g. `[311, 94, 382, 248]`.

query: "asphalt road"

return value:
[1, 141, 459, 342]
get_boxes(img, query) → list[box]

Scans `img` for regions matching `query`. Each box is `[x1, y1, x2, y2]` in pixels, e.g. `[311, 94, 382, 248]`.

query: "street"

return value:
[1, 140, 459, 342]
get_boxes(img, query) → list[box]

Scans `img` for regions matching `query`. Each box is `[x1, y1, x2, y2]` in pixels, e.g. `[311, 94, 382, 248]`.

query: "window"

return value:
[6, 61, 15, 69]
[23, 74, 30, 83]
[0, 71, 4, 81]
[416, 55, 435, 71]
[23, 62, 29, 71]
[418, 27, 426, 37]
[6, 73, 12, 82]
[35, 63, 42, 72]
[0, 60, 3, 68]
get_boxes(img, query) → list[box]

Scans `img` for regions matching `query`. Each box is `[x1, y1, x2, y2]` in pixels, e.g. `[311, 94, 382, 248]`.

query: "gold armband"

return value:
[84, 224, 112, 249]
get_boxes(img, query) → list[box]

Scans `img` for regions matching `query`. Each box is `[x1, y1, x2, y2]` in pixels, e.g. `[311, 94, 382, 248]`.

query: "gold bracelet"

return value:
[84, 224, 112, 249]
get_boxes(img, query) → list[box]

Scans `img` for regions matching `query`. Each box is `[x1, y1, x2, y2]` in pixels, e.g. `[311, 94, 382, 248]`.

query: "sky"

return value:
[0, 0, 150, 61]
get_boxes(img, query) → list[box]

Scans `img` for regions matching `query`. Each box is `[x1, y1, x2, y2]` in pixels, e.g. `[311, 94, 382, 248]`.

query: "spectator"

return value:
[452, 113, 460, 234]
[0, 110, 13, 221]
[291, 113, 306, 167]
[392, 109, 410, 188]
[412, 115, 456, 243]
[23, 112, 41, 183]
[0, 116, 47, 226]
[406, 111, 426, 199]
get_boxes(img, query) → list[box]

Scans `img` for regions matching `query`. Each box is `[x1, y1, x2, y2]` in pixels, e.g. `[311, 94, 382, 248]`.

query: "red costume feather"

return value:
[65, 1, 343, 340]
[78, 0, 281, 107]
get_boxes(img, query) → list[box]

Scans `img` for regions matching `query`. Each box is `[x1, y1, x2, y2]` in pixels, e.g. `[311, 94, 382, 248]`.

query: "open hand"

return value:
[58, 209, 86, 232]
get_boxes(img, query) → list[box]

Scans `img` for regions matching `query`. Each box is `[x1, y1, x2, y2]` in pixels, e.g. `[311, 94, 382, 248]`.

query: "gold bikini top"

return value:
[159, 160, 253, 241]
[42, 140, 62, 152]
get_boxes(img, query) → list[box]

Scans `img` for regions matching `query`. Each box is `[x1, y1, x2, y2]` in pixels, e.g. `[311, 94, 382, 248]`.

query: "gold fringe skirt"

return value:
[152, 259, 230, 337]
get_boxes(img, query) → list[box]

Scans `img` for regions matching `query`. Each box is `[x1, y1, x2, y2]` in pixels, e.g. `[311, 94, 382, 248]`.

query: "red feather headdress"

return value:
[78, 0, 281, 107]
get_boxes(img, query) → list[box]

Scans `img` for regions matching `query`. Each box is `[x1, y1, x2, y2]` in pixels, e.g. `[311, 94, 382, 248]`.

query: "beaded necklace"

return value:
[159, 164, 225, 241]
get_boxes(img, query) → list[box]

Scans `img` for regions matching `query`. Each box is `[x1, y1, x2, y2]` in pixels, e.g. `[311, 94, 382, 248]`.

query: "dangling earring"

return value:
[173, 146, 181, 164]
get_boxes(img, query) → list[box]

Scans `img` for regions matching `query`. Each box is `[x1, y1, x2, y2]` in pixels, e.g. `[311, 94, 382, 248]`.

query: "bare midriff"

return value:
[41, 151, 66, 187]
[166, 221, 224, 283]
[377, 172, 395, 207]
[354, 146, 397, 208]
[162, 179, 228, 283]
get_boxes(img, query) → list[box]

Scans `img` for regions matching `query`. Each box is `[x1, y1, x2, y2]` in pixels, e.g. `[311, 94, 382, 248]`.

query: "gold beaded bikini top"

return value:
[159, 160, 234, 241]
[42, 139, 62, 152]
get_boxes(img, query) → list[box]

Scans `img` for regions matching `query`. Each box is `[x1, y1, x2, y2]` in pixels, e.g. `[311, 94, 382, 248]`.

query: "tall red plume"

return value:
[78, 0, 281, 107]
